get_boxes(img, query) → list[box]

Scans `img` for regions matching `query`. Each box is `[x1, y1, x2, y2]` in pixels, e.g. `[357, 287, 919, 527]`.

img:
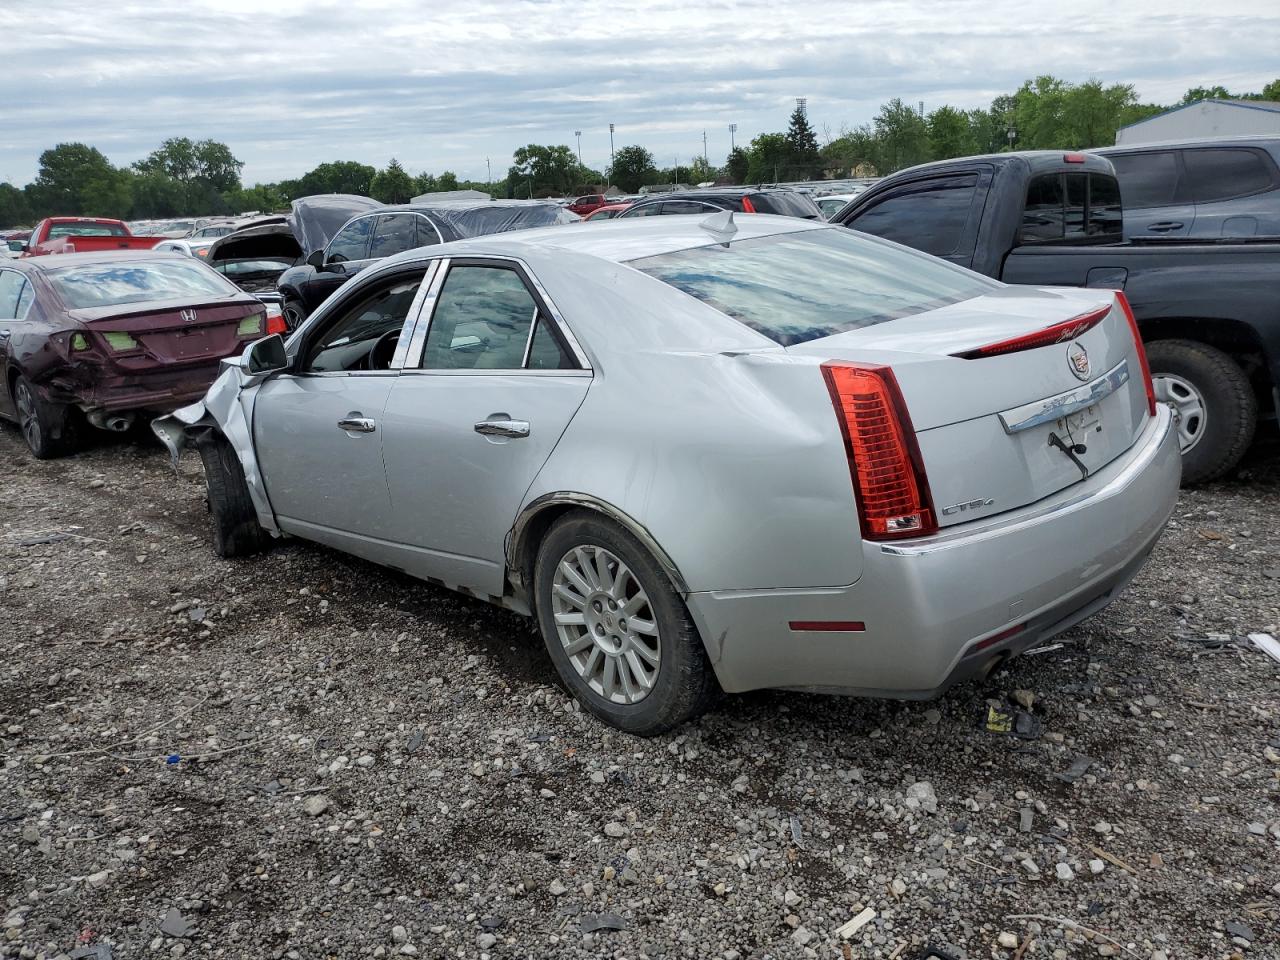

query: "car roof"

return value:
[881, 150, 1114, 178]
[1093, 134, 1280, 152]
[5, 250, 181, 272]
[382, 212, 827, 268]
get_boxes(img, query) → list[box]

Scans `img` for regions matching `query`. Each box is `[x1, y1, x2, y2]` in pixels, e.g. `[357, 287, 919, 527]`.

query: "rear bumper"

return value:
[66, 364, 224, 416]
[687, 405, 1181, 696]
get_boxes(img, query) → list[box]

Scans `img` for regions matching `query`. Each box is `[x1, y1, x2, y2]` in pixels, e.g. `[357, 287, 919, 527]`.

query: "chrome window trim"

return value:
[397, 368, 592, 378]
[519, 306, 539, 367]
[406, 255, 592, 372]
[399, 258, 450, 369]
[414, 214, 445, 247]
[998, 360, 1130, 434]
[390, 260, 441, 370]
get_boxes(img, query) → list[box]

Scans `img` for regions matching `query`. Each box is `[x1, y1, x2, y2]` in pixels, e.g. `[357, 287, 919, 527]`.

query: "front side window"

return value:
[302, 273, 423, 372]
[631, 228, 997, 347]
[850, 175, 977, 256]
[369, 214, 419, 258]
[1107, 151, 1179, 208]
[326, 217, 374, 263]
[420, 265, 573, 370]
[1181, 148, 1276, 203]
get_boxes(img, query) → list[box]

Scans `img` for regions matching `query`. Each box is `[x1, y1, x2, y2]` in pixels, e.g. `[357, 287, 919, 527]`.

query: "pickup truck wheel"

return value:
[196, 432, 268, 558]
[13, 375, 79, 459]
[534, 510, 718, 736]
[1146, 339, 1255, 485]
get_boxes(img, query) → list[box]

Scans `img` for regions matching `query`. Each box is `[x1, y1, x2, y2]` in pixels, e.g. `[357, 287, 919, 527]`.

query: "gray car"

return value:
[1094, 136, 1280, 238]
[154, 213, 1181, 735]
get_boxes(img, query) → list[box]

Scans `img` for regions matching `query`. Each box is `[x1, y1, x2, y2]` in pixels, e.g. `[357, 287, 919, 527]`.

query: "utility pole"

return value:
[702, 130, 708, 165]
[729, 123, 737, 152]
[574, 130, 582, 166]
[674, 155, 680, 185]
[608, 123, 616, 188]
[485, 157, 491, 192]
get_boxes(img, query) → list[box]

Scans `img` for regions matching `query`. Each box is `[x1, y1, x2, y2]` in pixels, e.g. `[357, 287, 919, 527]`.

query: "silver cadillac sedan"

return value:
[155, 212, 1181, 735]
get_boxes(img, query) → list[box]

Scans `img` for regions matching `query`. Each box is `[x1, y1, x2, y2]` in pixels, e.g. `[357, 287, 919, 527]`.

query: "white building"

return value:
[1116, 98, 1280, 145]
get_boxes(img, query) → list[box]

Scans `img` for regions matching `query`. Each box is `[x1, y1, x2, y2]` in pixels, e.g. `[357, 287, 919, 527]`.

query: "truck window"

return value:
[848, 174, 977, 257]
[1180, 148, 1277, 203]
[1108, 151, 1179, 208]
[1021, 173, 1122, 244]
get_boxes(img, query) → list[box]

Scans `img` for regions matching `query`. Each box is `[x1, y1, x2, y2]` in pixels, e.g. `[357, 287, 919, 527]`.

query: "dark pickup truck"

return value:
[831, 151, 1280, 483]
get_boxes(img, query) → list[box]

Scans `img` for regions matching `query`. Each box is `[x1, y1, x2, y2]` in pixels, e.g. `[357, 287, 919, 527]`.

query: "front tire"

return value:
[196, 432, 267, 558]
[534, 511, 717, 736]
[13, 375, 79, 459]
[282, 298, 307, 331]
[1146, 339, 1255, 485]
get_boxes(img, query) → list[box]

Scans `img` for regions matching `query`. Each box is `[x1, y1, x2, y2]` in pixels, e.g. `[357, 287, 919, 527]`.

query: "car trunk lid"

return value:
[788, 287, 1153, 527]
[70, 298, 262, 367]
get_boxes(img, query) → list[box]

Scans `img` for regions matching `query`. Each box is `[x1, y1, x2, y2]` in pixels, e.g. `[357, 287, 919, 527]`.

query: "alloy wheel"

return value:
[550, 544, 661, 705]
[15, 381, 41, 452]
[1153, 373, 1206, 453]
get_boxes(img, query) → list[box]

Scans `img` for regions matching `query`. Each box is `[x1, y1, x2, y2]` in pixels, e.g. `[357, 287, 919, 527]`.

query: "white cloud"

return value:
[1, 0, 1276, 185]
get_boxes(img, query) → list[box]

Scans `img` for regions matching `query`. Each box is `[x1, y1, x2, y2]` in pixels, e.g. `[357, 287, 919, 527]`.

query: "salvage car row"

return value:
[1, 144, 1276, 736]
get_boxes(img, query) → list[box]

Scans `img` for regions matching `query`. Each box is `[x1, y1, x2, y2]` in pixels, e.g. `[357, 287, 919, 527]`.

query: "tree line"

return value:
[2, 75, 1277, 228]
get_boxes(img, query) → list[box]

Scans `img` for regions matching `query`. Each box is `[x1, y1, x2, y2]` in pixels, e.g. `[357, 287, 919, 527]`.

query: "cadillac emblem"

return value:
[1067, 341, 1090, 381]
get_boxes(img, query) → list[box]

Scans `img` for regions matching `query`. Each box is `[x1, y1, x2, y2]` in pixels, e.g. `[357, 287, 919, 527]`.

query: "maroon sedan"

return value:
[0, 251, 284, 458]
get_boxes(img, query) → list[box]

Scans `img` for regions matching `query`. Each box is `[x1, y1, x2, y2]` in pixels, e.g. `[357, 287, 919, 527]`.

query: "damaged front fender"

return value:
[151, 353, 280, 535]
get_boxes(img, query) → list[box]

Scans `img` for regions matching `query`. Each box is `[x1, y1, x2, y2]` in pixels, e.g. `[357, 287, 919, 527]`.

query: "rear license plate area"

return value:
[1057, 403, 1101, 438]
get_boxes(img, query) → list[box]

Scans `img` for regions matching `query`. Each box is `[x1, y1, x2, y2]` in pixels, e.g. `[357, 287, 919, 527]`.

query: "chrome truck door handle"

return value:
[337, 416, 377, 433]
[474, 417, 530, 438]
[1147, 221, 1183, 232]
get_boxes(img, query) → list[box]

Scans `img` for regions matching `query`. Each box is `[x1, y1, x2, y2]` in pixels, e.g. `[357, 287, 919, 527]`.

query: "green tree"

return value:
[414, 172, 438, 195]
[134, 137, 243, 211]
[223, 182, 287, 214]
[1180, 85, 1231, 104]
[784, 104, 822, 179]
[370, 158, 415, 203]
[29, 143, 120, 215]
[723, 147, 749, 184]
[927, 106, 977, 159]
[873, 99, 931, 172]
[608, 145, 658, 192]
[1261, 78, 1280, 101]
[296, 160, 377, 197]
[129, 169, 186, 218]
[744, 133, 789, 183]
[821, 125, 878, 176]
[1060, 80, 1140, 147]
[0, 183, 33, 228]
[687, 156, 718, 184]
[1011, 76, 1071, 149]
[437, 171, 459, 191]
[507, 144, 578, 196]
[81, 167, 134, 218]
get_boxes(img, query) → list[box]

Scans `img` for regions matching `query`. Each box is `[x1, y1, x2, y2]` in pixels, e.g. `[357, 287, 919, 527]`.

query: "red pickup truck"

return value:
[22, 218, 166, 257]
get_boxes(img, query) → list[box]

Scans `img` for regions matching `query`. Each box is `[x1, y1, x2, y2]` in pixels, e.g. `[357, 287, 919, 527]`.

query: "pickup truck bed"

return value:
[23, 218, 165, 258]
[834, 151, 1280, 483]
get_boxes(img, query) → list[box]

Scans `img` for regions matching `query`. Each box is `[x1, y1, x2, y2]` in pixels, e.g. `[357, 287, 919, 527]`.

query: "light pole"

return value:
[702, 130, 708, 166]
[674, 155, 680, 186]
[485, 157, 491, 192]
[729, 123, 737, 152]
[574, 130, 582, 166]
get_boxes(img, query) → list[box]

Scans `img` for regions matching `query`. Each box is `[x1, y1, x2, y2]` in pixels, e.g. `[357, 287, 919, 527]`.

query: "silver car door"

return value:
[379, 259, 592, 595]
[253, 268, 429, 549]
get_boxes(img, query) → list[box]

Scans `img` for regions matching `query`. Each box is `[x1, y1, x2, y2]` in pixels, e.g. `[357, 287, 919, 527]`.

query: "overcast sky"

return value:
[2, 0, 1277, 187]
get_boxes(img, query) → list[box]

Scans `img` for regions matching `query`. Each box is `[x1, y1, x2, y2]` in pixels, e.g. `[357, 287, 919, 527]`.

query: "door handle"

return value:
[337, 416, 377, 433]
[1147, 221, 1183, 232]
[474, 417, 530, 439]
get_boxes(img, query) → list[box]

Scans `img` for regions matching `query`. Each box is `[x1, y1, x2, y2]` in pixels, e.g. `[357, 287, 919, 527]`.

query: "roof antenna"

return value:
[699, 209, 737, 242]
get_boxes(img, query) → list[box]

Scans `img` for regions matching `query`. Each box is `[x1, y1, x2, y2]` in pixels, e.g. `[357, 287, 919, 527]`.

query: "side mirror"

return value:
[306, 249, 325, 270]
[245, 334, 288, 375]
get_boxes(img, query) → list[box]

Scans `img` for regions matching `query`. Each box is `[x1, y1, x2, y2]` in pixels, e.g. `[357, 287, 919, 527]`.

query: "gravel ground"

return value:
[1, 423, 1278, 960]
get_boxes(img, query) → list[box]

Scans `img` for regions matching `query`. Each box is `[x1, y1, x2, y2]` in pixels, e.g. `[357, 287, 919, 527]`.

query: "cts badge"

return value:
[941, 497, 995, 516]
[1067, 341, 1090, 381]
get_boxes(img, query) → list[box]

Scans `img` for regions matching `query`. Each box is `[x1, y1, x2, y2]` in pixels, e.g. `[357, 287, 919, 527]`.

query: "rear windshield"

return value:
[47, 222, 128, 238]
[749, 192, 823, 219]
[48, 261, 234, 309]
[630, 228, 997, 346]
[1021, 172, 1122, 244]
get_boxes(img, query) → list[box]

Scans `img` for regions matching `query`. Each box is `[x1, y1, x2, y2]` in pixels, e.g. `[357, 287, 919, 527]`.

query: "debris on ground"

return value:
[579, 912, 627, 933]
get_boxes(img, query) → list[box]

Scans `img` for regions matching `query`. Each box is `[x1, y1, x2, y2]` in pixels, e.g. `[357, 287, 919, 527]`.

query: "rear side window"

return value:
[661, 201, 720, 215]
[369, 214, 418, 258]
[1180, 148, 1277, 203]
[1020, 173, 1122, 243]
[630, 228, 997, 347]
[1108, 151, 1179, 208]
[749, 192, 823, 219]
[849, 175, 977, 256]
[621, 203, 663, 217]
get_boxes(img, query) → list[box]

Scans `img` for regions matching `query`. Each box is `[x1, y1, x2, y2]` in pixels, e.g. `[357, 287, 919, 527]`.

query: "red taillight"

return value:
[822, 362, 937, 540]
[1064, 152, 1087, 163]
[954, 305, 1110, 359]
[265, 304, 288, 336]
[1115, 292, 1156, 417]
[741, 196, 757, 213]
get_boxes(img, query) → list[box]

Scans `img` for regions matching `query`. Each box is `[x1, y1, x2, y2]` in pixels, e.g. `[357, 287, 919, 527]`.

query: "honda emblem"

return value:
[180, 309, 198, 324]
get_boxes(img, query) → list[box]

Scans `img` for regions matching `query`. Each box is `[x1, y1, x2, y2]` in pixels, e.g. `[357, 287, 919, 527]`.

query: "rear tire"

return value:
[13, 375, 79, 459]
[1146, 339, 1255, 485]
[534, 510, 718, 736]
[197, 432, 267, 558]
[282, 298, 307, 331]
